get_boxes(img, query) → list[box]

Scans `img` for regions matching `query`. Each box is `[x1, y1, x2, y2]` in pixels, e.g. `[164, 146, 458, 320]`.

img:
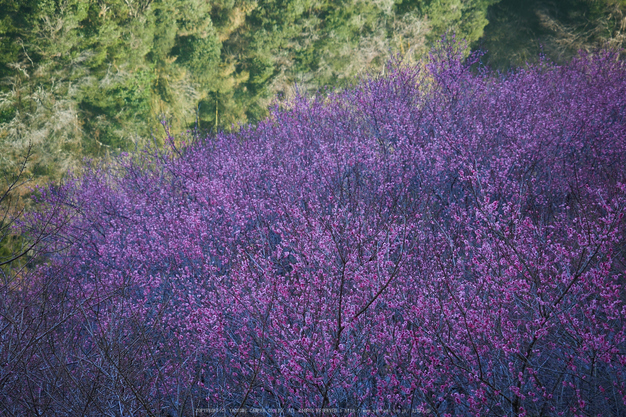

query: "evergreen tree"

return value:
[476, 0, 626, 70]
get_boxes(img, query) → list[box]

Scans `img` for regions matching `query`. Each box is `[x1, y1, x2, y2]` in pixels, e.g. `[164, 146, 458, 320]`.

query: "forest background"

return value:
[1, 0, 625, 263]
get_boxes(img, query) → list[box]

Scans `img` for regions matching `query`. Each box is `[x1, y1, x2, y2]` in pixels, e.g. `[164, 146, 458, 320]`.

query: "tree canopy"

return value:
[3, 40, 625, 416]
[0, 0, 624, 262]
[478, 0, 625, 69]
[0, 0, 500, 182]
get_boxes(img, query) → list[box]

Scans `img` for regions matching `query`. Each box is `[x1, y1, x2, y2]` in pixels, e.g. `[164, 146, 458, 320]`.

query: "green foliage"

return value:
[0, 0, 221, 182]
[396, 0, 499, 43]
[475, 0, 626, 70]
[0, 147, 34, 281]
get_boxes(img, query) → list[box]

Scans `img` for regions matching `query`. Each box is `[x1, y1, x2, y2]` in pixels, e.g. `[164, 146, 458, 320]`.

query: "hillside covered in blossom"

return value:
[1, 38, 625, 416]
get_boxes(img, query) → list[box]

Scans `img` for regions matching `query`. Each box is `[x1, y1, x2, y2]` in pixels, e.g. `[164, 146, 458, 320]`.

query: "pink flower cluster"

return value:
[3, 39, 626, 416]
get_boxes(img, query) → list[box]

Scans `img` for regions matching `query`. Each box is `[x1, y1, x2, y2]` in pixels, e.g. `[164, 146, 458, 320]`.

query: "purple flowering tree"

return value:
[3, 39, 626, 416]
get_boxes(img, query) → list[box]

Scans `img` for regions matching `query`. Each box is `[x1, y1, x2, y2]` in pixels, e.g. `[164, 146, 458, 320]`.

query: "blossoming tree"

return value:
[3, 39, 625, 416]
